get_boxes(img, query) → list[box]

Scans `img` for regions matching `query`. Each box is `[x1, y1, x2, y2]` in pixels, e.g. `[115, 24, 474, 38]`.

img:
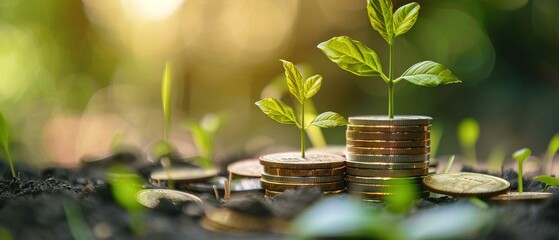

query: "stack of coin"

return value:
[345, 116, 432, 201]
[259, 152, 345, 197]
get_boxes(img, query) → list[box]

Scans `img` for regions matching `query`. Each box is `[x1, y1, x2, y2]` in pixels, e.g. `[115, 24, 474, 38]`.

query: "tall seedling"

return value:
[256, 60, 348, 158]
[318, 0, 461, 118]
[0, 111, 16, 178]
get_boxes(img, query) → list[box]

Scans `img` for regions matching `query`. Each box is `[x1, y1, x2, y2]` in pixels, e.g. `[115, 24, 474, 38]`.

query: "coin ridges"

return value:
[347, 139, 430, 148]
[348, 115, 432, 126]
[346, 167, 428, 177]
[347, 131, 430, 141]
[260, 179, 345, 191]
[259, 152, 345, 169]
[263, 166, 345, 176]
[261, 172, 344, 183]
[227, 159, 263, 178]
[346, 175, 424, 185]
[346, 146, 430, 155]
[346, 153, 430, 163]
[348, 125, 431, 133]
[345, 160, 429, 170]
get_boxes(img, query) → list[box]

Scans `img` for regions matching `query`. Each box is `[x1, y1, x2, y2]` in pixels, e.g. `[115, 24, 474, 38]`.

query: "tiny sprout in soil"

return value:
[0, 111, 16, 178]
[318, 0, 461, 119]
[534, 175, 559, 192]
[545, 132, 559, 175]
[513, 147, 531, 193]
[255, 59, 348, 158]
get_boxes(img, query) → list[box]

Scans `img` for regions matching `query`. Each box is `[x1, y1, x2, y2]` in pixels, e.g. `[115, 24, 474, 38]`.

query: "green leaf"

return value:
[366, 0, 394, 44]
[310, 112, 348, 129]
[255, 98, 298, 126]
[534, 175, 559, 187]
[183, 121, 212, 160]
[317, 36, 384, 77]
[304, 74, 322, 100]
[513, 148, 531, 163]
[399, 61, 462, 87]
[393, 2, 420, 37]
[547, 133, 559, 159]
[161, 61, 172, 141]
[280, 59, 305, 103]
[0, 111, 9, 155]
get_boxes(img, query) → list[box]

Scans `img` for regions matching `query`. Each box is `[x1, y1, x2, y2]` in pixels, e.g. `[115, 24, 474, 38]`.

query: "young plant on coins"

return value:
[318, 0, 462, 118]
[0, 111, 16, 179]
[255, 59, 348, 158]
[512, 148, 531, 193]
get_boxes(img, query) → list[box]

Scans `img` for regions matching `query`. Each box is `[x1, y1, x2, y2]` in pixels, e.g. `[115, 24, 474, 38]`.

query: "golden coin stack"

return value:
[259, 152, 346, 197]
[345, 116, 432, 201]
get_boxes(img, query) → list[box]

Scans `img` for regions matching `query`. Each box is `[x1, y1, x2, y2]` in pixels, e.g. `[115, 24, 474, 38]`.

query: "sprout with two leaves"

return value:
[318, 0, 462, 118]
[256, 60, 348, 158]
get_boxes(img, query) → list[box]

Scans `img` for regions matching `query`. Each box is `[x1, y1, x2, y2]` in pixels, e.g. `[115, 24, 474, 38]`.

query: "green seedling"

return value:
[262, 64, 327, 148]
[533, 175, 559, 192]
[0, 111, 16, 178]
[457, 118, 479, 165]
[255, 60, 348, 158]
[183, 113, 226, 169]
[545, 133, 559, 175]
[156, 61, 175, 187]
[443, 155, 455, 173]
[63, 200, 96, 240]
[512, 148, 531, 193]
[108, 165, 145, 235]
[318, 0, 461, 119]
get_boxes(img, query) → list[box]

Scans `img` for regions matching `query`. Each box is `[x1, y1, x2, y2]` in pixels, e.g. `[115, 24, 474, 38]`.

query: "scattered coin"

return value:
[348, 125, 431, 133]
[489, 192, 552, 202]
[180, 176, 262, 192]
[347, 139, 430, 148]
[346, 175, 424, 185]
[136, 189, 203, 208]
[346, 153, 430, 163]
[150, 167, 219, 183]
[346, 146, 430, 155]
[347, 130, 430, 141]
[227, 159, 263, 178]
[203, 207, 288, 233]
[261, 172, 344, 183]
[348, 115, 432, 126]
[259, 152, 345, 169]
[263, 166, 345, 177]
[346, 167, 428, 177]
[260, 179, 345, 192]
[345, 160, 429, 170]
[423, 172, 510, 197]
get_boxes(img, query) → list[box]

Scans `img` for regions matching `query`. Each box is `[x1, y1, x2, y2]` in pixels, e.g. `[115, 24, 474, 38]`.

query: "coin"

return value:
[307, 145, 347, 157]
[227, 159, 263, 178]
[150, 167, 219, 182]
[135, 189, 203, 208]
[346, 167, 428, 177]
[348, 115, 432, 126]
[203, 207, 288, 233]
[347, 131, 430, 141]
[263, 166, 345, 176]
[346, 146, 430, 155]
[259, 152, 345, 169]
[348, 125, 431, 133]
[264, 189, 344, 198]
[261, 172, 344, 183]
[347, 182, 425, 192]
[346, 175, 424, 185]
[260, 179, 345, 191]
[180, 176, 262, 192]
[422, 172, 510, 197]
[348, 190, 430, 200]
[347, 139, 430, 148]
[489, 192, 552, 202]
[346, 153, 429, 163]
[345, 160, 429, 170]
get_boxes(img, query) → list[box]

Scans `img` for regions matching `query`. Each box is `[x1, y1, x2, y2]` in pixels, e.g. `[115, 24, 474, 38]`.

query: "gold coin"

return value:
[135, 189, 203, 208]
[347, 139, 430, 148]
[422, 172, 510, 197]
[227, 159, 263, 178]
[346, 175, 424, 185]
[489, 192, 552, 202]
[260, 179, 345, 191]
[346, 167, 428, 177]
[261, 172, 344, 183]
[307, 145, 347, 157]
[346, 146, 430, 155]
[346, 153, 430, 163]
[348, 115, 432, 126]
[150, 167, 219, 182]
[345, 160, 429, 170]
[264, 189, 344, 198]
[263, 166, 345, 177]
[259, 152, 345, 169]
[347, 182, 425, 192]
[348, 190, 430, 200]
[346, 131, 430, 141]
[348, 125, 431, 133]
[203, 207, 288, 233]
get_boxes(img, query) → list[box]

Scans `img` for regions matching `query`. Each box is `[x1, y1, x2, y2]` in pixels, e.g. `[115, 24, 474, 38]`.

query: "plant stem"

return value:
[518, 160, 524, 193]
[7, 150, 15, 178]
[388, 43, 395, 119]
[301, 100, 306, 158]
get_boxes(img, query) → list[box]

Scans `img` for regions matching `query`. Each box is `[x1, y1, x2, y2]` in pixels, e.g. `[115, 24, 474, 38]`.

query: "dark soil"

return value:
[1, 158, 559, 240]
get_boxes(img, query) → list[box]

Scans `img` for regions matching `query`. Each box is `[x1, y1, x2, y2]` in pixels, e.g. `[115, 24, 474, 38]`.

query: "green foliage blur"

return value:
[0, 0, 557, 167]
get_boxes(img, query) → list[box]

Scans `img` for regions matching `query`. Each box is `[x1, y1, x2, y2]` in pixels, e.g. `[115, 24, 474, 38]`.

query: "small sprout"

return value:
[533, 175, 559, 192]
[318, 0, 461, 118]
[512, 148, 531, 193]
[0, 111, 16, 178]
[63, 200, 96, 240]
[468, 197, 488, 209]
[183, 113, 226, 169]
[457, 118, 479, 165]
[443, 155, 455, 173]
[255, 60, 348, 158]
[545, 133, 559, 175]
[161, 60, 172, 143]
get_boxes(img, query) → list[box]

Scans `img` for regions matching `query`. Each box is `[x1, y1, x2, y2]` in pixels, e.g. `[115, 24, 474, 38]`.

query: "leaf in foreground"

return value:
[310, 112, 348, 128]
[255, 98, 298, 126]
[534, 175, 559, 187]
[317, 36, 384, 77]
[393, 2, 420, 37]
[399, 61, 462, 87]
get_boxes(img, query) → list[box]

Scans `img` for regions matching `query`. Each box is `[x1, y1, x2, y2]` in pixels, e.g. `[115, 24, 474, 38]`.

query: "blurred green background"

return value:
[0, 0, 557, 167]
